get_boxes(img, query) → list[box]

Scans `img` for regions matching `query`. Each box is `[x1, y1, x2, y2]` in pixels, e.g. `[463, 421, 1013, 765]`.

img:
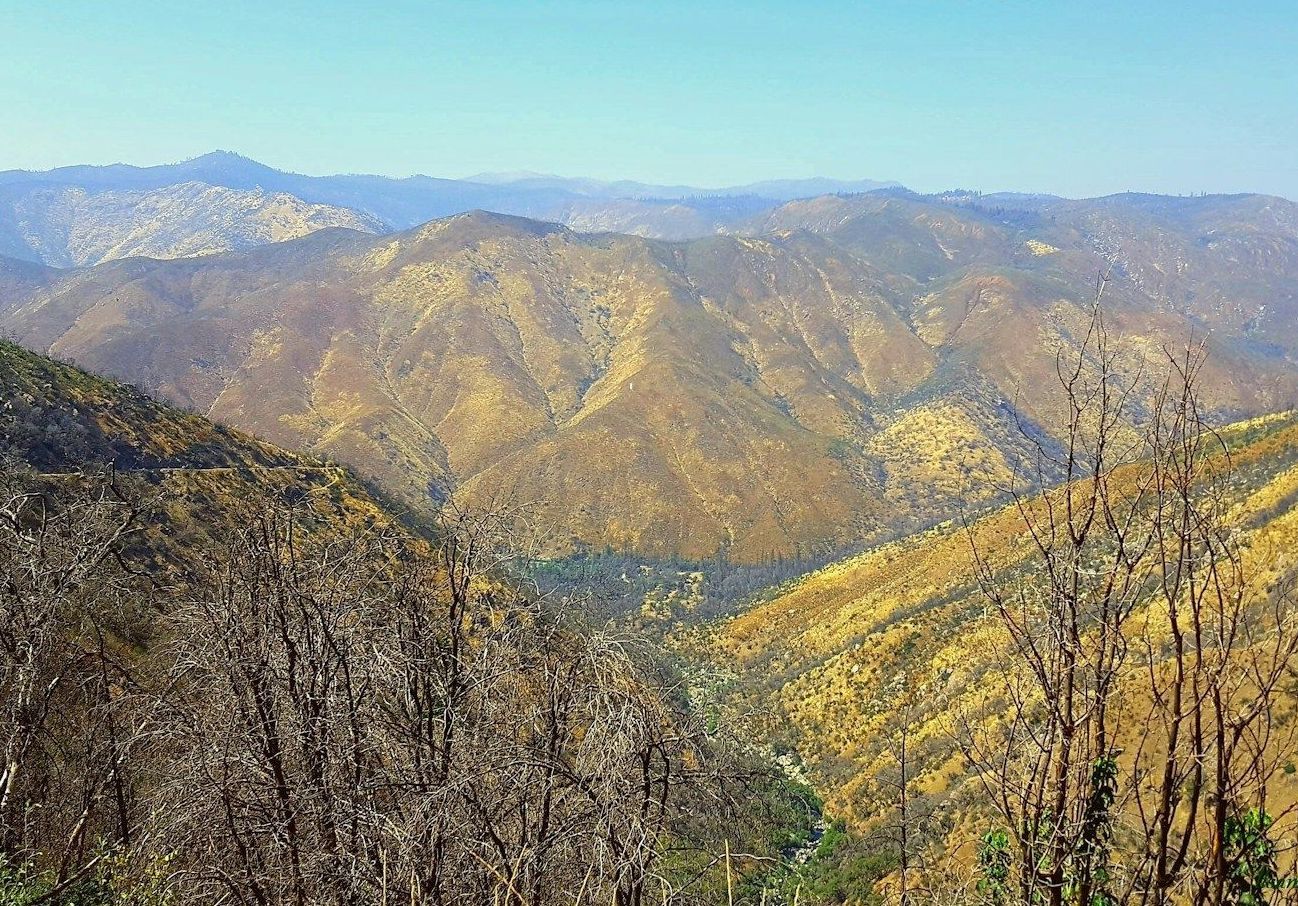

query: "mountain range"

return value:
[0, 152, 899, 264]
[3, 176, 1297, 560]
[5, 151, 1298, 903]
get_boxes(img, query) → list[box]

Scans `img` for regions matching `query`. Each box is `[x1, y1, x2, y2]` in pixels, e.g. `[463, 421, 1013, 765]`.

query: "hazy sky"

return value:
[3, 0, 1295, 198]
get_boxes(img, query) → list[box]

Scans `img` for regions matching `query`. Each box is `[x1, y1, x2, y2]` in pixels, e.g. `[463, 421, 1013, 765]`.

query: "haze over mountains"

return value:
[3, 159, 1297, 560]
[0, 152, 900, 264]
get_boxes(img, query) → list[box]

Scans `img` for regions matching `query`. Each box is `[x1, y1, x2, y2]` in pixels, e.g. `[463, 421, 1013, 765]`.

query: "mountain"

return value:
[0, 180, 384, 266]
[2, 191, 1297, 560]
[461, 170, 900, 201]
[544, 194, 777, 240]
[0, 338, 397, 573]
[732, 177, 900, 200]
[0, 153, 902, 263]
[0, 335, 803, 906]
[0, 253, 57, 299]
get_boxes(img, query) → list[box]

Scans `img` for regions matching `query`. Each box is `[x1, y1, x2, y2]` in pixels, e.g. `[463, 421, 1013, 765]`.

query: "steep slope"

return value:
[0, 339, 396, 572]
[0, 218, 911, 559]
[707, 411, 1298, 831]
[0, 180, 384, 266]
[746, 190, 1298, 361]
[3, 193, 1298, 560]
[0, 254, 57, 300]
[742, 190, 1298, 428]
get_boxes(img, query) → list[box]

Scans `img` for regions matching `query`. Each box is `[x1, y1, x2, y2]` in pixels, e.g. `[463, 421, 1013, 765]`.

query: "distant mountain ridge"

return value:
[0, 152, 901, 264]
[460, 169, 899, 200]
[0, 180, 383, 267]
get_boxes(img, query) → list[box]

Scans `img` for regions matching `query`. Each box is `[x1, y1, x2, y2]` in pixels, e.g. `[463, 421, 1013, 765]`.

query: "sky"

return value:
[2, 0, 1296, 199]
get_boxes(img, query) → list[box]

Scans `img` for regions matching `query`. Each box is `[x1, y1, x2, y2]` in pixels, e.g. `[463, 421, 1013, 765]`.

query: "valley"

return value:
[4, 167, 1298, 905]
[4, 182, 1297, 563]
[8, 2, 1298, 901]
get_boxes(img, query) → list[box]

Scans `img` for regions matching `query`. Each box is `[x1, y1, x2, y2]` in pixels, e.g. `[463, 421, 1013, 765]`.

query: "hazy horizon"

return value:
[6, 148, 1293, 204]
[4, 1, 1295, 200]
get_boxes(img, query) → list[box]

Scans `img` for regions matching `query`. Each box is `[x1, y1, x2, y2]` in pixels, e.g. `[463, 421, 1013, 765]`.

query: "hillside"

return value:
[2, 339, 810, 906]
[3, 191, 1298, 560]
[706, 410, 1298, 836]
[0, 339, 396, 574]
[0, 180, 384, 266]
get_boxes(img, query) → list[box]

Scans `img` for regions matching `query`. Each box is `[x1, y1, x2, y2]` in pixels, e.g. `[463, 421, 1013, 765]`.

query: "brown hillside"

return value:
[3, 193, 1297, 559]
[1, 339, 397, 577]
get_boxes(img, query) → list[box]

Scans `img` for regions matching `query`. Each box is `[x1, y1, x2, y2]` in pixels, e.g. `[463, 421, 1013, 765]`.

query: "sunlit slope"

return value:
[1, 340, 396, 575]
[2, 215, 944, 558]
[4, 191, 1298, 559]
[0, 181, 384, 266]
[711, 412, 1298, 829]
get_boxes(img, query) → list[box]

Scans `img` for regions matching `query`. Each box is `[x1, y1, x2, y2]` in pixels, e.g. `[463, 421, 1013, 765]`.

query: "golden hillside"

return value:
[3, 192, 1298, 561]
[709, 411, 1298, 838]
[1, 339, 397, 574]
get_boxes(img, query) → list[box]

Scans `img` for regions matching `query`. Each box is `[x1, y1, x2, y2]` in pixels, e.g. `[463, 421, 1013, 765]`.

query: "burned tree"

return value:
[0, 464, 151, 894]
[962, 298, 1298, 906]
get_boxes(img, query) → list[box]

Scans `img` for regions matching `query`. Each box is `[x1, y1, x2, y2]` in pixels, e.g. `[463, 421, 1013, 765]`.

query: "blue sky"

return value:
[3, 0, 1295, 198]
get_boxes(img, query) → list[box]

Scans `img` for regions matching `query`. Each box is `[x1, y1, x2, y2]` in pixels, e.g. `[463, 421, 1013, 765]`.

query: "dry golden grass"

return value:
[708, 412, 1298, 834]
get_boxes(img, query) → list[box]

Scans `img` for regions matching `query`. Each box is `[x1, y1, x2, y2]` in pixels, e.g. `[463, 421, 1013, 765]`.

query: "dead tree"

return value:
[146, 498, 717, 906]
[0, 463, 149, 886]
[962, 299, 1298, 906]
[962, 299, 1153, 906]
[1124, 345, 1298, 906]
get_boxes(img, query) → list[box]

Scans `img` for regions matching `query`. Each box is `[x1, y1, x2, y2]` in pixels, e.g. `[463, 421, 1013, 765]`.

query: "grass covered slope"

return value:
[2, 337, 312, 470]
[1, 339, 396, 573]
[709, 411, 1298, 832]
[3, 191, 1298, 561]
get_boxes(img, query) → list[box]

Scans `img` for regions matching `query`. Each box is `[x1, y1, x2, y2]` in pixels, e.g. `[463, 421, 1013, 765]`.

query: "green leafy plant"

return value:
[976, 829, 1012, 906]
[1223, 807, 1278, 906]
[0, 847, 174, 906]
[1066, 754, 1118, 906]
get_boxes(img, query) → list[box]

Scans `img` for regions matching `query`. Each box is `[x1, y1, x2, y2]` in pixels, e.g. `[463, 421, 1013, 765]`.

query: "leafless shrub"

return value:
[140, 499, 720, 906]
[959, 297, 1298, 906]
[0, 462, 153, 888]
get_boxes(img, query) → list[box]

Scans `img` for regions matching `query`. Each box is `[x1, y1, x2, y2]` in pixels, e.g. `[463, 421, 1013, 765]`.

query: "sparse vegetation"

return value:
[0, 344, 808, 905]
[710, 303, 1298, 903]
[5, 178, 1298, 903]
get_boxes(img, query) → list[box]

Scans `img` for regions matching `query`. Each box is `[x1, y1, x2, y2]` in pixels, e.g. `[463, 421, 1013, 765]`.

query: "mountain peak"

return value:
[190, 149, 257, 164]
[181, 150, 276, 175]
[419, 208, 571, 240]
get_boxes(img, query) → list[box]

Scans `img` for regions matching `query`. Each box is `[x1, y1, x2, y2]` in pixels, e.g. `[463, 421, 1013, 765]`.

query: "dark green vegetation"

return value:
[3, 337, 305, 470]
[528, 549, 840, 631]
